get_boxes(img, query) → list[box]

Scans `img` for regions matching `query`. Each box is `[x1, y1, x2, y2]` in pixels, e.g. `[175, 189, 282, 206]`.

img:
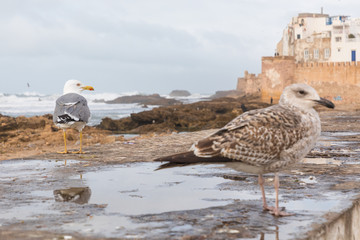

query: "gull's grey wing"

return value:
[191, 105, 309, 167]
[53, 93, 90, 124]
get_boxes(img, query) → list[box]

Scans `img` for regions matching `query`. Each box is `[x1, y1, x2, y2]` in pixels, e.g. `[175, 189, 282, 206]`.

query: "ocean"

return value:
[0, 92, 209, 126]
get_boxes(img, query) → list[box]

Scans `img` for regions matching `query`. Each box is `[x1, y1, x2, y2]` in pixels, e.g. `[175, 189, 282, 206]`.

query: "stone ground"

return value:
[1, 109, 360, 239]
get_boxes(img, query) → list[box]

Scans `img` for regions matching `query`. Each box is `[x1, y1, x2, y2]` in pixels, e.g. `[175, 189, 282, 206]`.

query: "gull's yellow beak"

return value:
[82, 86, 94, 91]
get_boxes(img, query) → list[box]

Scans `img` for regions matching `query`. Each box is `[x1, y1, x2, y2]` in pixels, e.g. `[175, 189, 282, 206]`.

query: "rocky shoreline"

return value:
[97, 95, 270, 133]
[0, 94, 265, 160]
[0, 94, 342, 161]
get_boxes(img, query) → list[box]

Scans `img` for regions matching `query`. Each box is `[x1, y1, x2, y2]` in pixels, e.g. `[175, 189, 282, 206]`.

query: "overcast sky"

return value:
[1, 0, 359, 95]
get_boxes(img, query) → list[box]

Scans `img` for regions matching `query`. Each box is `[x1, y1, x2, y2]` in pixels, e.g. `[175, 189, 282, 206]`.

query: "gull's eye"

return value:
[77, 83, 81, 86]
[298, 90, 306, 95]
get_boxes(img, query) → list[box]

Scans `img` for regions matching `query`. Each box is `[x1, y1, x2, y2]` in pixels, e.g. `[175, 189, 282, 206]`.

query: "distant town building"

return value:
[276, 13, 360, 63]
[237, 12, 360, 106]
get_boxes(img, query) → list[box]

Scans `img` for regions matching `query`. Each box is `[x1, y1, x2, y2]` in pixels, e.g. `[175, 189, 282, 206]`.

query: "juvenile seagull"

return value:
[155, 83, 334, 216]
[53, 80, 94, 154]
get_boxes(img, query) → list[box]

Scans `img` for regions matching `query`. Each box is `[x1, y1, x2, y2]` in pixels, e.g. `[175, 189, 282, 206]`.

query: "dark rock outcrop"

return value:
[97, 95, 270, 134]
[210, 90, 245, 99]
[0, 114, 51, 132]
[105, 94, 180, 106]
[169, 90, 191, 97]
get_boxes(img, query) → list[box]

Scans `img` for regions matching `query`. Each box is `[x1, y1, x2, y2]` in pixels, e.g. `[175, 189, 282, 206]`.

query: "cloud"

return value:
[1, 0, 360, 94]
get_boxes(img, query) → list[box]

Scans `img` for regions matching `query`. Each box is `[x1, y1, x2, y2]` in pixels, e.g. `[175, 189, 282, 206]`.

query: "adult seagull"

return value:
[53, 79, 94, 154]
[155, 83, 334, 216]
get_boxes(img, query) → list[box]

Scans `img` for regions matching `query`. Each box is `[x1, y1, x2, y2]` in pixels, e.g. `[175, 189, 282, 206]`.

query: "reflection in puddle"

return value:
[81, 163, 251, 215]
[54, 187, 91, 204]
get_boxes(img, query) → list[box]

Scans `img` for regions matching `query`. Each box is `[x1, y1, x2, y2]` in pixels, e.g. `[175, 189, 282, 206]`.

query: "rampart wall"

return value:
[237, 56, 360, 106]
[294, 61, 360, 105]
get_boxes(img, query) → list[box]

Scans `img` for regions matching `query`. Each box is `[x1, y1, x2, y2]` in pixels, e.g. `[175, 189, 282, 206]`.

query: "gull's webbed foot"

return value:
[269, 207, 294, 217]
[71, 150, 86, 154]
[57, 151, 69, 154]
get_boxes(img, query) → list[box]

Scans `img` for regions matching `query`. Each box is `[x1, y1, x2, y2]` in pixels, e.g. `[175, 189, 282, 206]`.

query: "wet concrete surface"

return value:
[2, 111, 360, 239]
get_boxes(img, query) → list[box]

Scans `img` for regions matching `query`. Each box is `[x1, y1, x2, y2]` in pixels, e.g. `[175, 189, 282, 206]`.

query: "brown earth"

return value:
[0, 114, 115, 161]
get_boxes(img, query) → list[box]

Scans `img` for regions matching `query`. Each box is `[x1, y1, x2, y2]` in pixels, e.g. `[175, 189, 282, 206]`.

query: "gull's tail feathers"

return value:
[154, 151, 232, 170]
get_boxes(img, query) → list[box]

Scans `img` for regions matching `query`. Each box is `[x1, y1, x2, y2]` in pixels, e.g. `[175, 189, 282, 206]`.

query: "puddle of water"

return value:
[0, 201, 58, 221]
[285, 198, 340, 212]
[62, 215, 164, 238]
[0, 159, 77, 179]
[81, 163, 257, 215]
[322, 131, 360, 137]
[302, 157, 343, 166]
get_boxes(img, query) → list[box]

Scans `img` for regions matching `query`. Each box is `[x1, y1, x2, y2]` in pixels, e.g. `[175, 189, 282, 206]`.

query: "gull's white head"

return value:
[63, 79, 94, 95]
[279, 83, 334, 110]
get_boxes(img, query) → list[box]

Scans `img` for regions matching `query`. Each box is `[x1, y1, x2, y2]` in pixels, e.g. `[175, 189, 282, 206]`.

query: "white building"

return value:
[277, 13, 360, 63]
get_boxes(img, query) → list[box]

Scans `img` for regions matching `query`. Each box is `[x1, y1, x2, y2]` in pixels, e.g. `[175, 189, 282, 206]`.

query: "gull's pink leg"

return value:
[271, 173, 293, 217]
[258, 174, 275, 211]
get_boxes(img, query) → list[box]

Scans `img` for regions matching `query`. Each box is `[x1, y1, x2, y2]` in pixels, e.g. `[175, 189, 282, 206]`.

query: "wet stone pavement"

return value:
[2, 112, 360, 239]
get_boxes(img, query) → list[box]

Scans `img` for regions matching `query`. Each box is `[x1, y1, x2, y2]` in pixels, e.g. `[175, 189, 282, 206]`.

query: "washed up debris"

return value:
[299, 176, 318, 185]
[223, 174, 247, 181]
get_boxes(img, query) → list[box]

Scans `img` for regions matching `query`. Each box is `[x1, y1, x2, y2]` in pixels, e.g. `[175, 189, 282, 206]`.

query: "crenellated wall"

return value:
[237, 56, 360, 106]
[294, 61, 360, 104]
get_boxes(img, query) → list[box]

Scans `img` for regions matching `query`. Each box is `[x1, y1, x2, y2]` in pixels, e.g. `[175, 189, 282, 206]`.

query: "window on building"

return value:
[297, 34, 301, 39]
[304, 49, 309, 60]
[314, 49, 319, 59]
[335, 37, 342, 42]
[324, 48, 330, 59]
[326, 18, 333, 25]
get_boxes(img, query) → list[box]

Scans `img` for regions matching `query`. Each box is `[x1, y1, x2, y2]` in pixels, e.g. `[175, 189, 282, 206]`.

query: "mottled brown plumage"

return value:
[155, 83, 334, 216]
[192, 105, 312, 172]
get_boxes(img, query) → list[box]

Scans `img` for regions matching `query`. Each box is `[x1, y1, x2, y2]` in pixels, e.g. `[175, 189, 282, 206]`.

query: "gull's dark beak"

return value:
[314, 97, 335, 109]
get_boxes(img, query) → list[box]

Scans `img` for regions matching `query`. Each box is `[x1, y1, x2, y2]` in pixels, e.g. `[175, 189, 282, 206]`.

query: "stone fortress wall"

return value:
[237, 56, 360, 106]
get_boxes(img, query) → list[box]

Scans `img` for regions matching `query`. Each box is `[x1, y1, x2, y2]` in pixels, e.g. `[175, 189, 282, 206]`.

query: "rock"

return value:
[169, 90, 191, 97]
[0, 114, 17, 131]
[105, 94, 180, 106]
[96, 95, 270, 134]
[211, 90, 245, 99]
